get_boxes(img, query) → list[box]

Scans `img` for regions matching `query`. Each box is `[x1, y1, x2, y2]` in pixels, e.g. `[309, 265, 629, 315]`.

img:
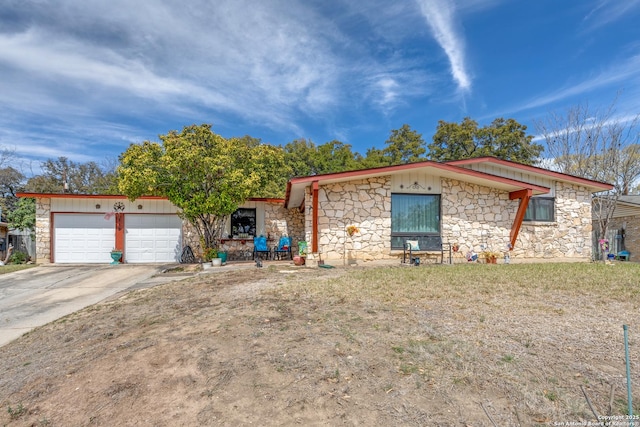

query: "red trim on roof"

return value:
[284, 181, 293, 206]
[284, 160, 551, 207]
[16, 192, 168, 200]
[286, 160, 442, 185]
[446, 157, 613, 190]
[16, 192, 284, 204]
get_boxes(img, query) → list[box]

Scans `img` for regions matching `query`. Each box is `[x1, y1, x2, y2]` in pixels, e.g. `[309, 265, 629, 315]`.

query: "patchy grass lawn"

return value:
[0, 264, 36, 275]
[1, 262, 639, 426]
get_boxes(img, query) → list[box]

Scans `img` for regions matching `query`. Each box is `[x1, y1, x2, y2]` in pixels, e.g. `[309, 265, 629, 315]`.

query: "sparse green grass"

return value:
[270, 262, 640, 305]
[265, 261, 640, 417]
[0, 264, 36, 274]
[500, 354, 515, 363]
[7, 403, 26, 419]
[4, 261, 640, 425]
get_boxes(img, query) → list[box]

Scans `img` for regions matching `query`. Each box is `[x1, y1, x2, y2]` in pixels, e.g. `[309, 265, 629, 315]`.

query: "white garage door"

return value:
[54, 214, 116, 263]
[125, 215, 182, 263]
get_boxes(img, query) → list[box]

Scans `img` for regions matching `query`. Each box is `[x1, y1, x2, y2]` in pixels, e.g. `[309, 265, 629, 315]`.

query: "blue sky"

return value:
[1, 0, 640, 171]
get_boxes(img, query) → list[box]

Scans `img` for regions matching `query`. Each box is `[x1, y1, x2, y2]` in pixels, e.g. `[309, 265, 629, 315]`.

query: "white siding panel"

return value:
[54, 214, 115, 263]
[456, 164, 555, 195]
[51, 198, 179, 214]
[391, 172, 441, 193]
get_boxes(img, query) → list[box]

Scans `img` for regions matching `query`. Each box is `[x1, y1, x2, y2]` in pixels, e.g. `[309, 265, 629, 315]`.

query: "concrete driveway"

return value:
[0, 264, 184, 347]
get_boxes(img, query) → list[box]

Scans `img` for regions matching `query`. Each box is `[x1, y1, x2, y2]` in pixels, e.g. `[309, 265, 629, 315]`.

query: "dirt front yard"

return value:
[1, 262, 639, 426]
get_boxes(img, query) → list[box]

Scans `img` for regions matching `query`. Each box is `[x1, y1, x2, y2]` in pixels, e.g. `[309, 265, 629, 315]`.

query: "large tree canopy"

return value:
[282, 138, 361, 177]
[382, 124, 426, 165]
[117, 124, 283, 251]
[25, 157, 117, 194]
[428, 117, 543, 165]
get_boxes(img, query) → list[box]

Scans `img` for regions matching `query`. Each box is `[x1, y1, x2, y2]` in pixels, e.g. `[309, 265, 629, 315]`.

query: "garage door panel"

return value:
[54, 214, 115, 264]
[125, 215, 182, 263]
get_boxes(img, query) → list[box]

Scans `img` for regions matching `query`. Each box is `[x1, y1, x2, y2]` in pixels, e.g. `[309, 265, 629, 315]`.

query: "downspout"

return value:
[509, 189, 532, 250]
[312, 181, 319, 253]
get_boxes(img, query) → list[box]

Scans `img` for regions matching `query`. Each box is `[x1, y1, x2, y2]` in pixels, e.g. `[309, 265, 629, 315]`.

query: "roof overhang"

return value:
[16, 193, 285, 205]
[16, 192, 169, 200]
[284, 160, 551, 209]
[446, 157, 614, 193]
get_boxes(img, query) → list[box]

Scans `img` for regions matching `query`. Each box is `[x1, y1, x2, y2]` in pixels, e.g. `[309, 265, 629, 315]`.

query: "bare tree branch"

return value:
[534, 99, 640, 245]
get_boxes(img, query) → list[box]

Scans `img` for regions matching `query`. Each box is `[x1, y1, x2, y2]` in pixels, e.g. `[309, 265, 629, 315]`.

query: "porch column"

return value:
[312, 181, 319, 253]
[509, 189, 532, 250]
[115, 213, 125, 261]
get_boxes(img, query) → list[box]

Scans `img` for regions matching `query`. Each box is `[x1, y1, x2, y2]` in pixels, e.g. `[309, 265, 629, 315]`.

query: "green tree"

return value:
[315, 140, 361, 174]
[283, 138, 318, 178]
[246, 143, 289, 198]
[25, 157, 117, 194]
[283, 138, 361, 177]
[6, 197, 35, 234]
[0, 167, 25, 218]
[117, 124, 280, 251]
[357, 147, 393, 169]
[428, 117, 542, 164]
[383, 124, 426, 165]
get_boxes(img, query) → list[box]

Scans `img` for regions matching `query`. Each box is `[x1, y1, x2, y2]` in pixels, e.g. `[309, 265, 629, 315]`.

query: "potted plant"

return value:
[481, 251, 499, 264]
[203, 247, 221, 266]
[346, 225, 360, 237]
[110, 248, 123, 265]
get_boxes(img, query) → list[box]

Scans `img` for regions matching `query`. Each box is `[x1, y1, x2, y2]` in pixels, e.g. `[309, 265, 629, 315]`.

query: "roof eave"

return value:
[446, 156, 614, 191]
[283, 161, 552, 207]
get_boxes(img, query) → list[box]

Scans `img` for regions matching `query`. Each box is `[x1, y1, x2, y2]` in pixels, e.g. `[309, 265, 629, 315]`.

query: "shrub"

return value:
[9, 251, 28, 264]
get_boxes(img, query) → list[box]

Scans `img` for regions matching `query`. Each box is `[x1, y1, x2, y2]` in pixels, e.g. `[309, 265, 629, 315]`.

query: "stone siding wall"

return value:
[306, 178, 594, 262]
[607, 216, 639, 262]
[264, 201, 305, 252]
[443, 180, 593, 259]
[516, 182, 593, 259]
[305, 177, 392, 261]
[35, 197, 51, 264]
[181, 201, 305, 259]
[441, 179, 513, 255]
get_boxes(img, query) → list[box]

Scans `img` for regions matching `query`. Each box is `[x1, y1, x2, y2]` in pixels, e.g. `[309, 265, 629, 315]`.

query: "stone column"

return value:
[35, 197, 51, 264]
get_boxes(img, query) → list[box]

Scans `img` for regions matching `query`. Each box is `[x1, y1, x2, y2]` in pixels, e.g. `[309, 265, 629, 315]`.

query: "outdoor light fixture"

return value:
[137, 204, 143, 210]
[95, 204, 101, 209]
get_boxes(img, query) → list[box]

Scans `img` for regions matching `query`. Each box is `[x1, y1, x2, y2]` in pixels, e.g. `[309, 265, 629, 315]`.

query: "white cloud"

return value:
[583, 0, 640, 30]
[510, 54, 640, 113]
[0, 1, 343, 137]
[0, 0, 486, 164]
[416, 0, 471, 91]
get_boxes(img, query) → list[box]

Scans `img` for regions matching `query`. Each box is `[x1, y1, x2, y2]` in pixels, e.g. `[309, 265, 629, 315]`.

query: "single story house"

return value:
[19, 157, 613, 264]
[16, 194, 303, 264]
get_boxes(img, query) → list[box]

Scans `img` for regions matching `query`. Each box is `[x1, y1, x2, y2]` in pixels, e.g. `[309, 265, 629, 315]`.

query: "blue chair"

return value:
[616, 250, 630, 261]
[273, 236, 292, 260]
[253, 235, 270, 260]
